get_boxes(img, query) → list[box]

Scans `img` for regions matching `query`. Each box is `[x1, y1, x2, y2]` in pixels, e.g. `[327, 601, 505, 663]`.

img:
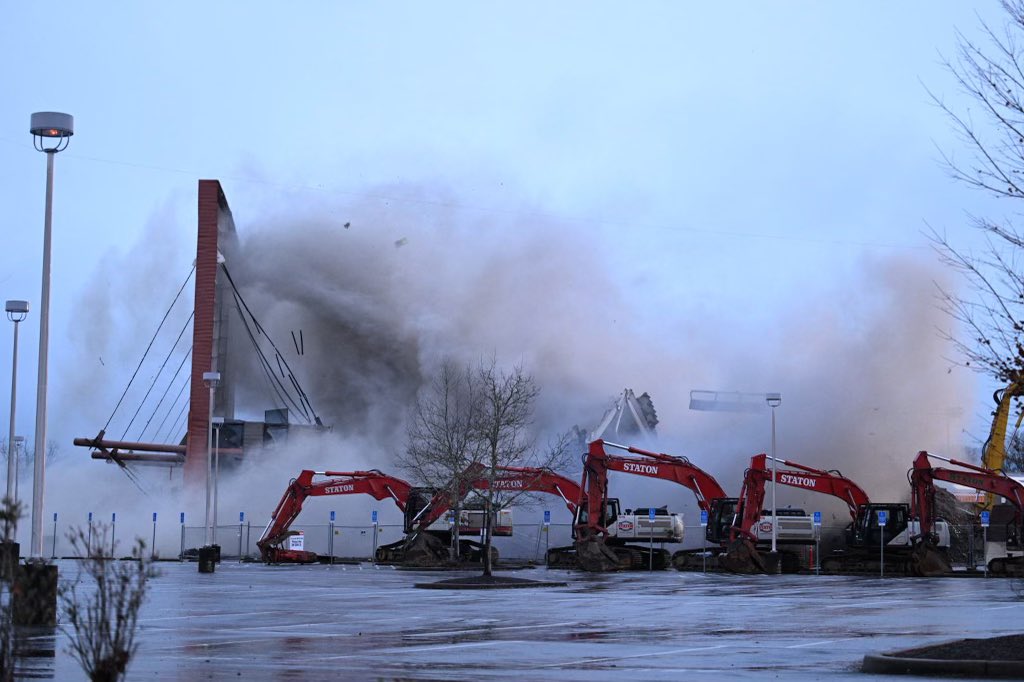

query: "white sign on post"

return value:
[289, 532, 305, 551]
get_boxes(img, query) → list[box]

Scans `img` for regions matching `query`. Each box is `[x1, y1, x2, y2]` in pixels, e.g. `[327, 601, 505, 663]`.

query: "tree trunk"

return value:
[482, 495, 493, 577]
[451, 500, 461, 560]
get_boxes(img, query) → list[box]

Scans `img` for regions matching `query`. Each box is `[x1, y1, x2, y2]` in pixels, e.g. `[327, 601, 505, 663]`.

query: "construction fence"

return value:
[34, 519, 1009, 568]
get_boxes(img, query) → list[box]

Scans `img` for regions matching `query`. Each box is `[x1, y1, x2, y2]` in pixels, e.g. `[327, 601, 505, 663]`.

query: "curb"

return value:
[414, 580, 567, 590]
[863, 653, 1024, 678]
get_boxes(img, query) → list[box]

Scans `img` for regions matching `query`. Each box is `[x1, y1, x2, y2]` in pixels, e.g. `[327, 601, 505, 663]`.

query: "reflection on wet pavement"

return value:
[28, 560, 1024, 680]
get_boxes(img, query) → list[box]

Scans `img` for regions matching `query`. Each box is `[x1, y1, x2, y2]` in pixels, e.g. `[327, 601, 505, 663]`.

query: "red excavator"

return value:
[908, 450, 1024, 576]
[709, 454, 868, 573]
[469, 463, 676, 569]
[708, 454, 955, 575]
[256, 467, 508, 565]
[572, 439, 726, 571]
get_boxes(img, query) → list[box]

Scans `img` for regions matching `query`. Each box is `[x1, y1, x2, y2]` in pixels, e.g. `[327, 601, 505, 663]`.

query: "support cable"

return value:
[140, 346, 193, 443]
[227, 287, 309, 421]
[103, 265, 195, 432]
[159, 394, 191, 446]
[221, 263, 321, 424]
[120, 311, 195, 441]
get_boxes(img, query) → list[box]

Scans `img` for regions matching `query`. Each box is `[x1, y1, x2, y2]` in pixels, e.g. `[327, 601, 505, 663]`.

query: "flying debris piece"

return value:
[394, 237, 408, 248]
[291, 331, 300, 355]
[343, 222, 350, 229]
[99, 356, 105, 366]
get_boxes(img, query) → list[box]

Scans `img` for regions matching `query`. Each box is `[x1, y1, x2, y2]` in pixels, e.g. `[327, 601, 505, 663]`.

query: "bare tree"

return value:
[399, 358, 573, 571]
[0, 498, 23, 682]
[59, 526, 158, 682]
[396, 360, 483, 559]
[928, 1, 1024, 387]
[0, 439, 57, 483]
[471, 360, 572, 577]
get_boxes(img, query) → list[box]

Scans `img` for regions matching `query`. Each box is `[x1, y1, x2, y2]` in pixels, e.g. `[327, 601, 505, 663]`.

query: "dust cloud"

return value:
[47, 184, 970, 555]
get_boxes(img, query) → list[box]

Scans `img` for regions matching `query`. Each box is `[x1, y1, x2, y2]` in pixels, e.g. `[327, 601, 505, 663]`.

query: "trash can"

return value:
[198, 545, 218, 574]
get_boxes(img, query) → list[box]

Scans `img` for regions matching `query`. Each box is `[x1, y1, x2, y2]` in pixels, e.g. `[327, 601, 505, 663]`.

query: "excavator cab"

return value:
[572, 498, 622, 537]
[705, 497, 738, 545]
[403, 487, 438, 534]
[989, 503, 1023, 550]
[846, 503, 909, 548]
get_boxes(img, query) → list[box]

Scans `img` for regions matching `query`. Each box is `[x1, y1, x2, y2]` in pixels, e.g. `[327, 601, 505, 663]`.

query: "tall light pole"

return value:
[28, 112, 73, 561]
[211, 416, 223, 543]
[766, 392, 782, 557]
[12, 437, 23, 503]
[5, 301, 28, 506]
[202, 371, 220, 547]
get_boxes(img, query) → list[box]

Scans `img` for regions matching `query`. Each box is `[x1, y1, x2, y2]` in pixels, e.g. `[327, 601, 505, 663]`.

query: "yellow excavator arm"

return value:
[979, 380, 1024, 510]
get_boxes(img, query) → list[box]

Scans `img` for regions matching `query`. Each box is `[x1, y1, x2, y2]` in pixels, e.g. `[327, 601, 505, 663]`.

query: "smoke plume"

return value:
[47, 184, 971, 554]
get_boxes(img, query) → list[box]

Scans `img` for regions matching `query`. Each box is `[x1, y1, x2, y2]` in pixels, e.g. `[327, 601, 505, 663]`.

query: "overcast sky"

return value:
[0, 3, 1019, 528]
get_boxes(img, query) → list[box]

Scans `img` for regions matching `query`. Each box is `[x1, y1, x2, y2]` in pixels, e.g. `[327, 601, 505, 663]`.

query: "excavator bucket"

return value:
[718, 538, 766, 574]
[400, 532, 451, 567]
[575, 539, 625, 572]
[909, 538, 952, 577]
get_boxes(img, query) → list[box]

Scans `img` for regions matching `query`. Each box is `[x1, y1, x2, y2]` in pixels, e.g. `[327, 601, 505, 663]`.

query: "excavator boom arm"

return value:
[472, 466, 581, 515]
[577, 439, 728, 539]
[912, 451, 1024, 536]
[730, 454, 870, 541]
[980, 381, 1024, 509]
[257, 470, 413, 553]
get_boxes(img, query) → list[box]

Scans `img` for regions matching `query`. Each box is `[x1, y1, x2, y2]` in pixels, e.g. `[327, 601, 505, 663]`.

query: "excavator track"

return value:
[820, 552, 914, 576]
[545, 545, 579, 569]
[374, 533, 499, 566]
[561, 539, 670, 571]
[819, 543, 952, 577]
[987, 557, 1024, 577]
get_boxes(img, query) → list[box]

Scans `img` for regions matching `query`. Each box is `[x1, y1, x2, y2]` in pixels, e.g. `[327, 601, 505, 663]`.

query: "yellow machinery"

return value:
[979, 379, 1024, 510]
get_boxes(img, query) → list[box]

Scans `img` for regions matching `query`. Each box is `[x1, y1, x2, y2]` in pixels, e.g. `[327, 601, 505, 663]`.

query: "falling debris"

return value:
[343, 222, 350, 229]
[589, 389, 658, 442]
[291, 330, 301, 355]
[394, 237, 408, 248]
[99, 357, 105, 366]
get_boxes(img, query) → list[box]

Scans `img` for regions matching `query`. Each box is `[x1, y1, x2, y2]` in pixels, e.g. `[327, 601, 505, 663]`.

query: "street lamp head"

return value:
[202, 371, 221, 387]
[766, 392, 782, 408]
[30, 112, 74, 152]
[5, 300, 29, 323]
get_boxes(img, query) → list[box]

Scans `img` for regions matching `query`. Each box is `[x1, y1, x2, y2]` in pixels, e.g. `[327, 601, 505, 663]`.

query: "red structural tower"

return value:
[184, 180, 235, 490]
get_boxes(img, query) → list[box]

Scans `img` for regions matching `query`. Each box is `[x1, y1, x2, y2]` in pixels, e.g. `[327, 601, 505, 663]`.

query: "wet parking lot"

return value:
[20, 560, 1024, 680]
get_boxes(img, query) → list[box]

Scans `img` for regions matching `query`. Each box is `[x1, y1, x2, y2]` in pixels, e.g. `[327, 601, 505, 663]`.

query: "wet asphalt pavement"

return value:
[18, 560, 1023, 680]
